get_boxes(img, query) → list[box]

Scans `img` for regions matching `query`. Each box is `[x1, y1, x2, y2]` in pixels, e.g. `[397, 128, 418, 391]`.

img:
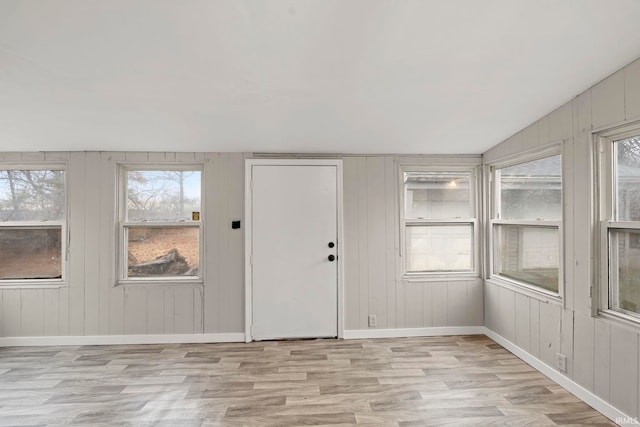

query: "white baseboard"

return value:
[484, 328, 633, 425]
[343, 326, 486, 339]
[0, 333, 246, 347]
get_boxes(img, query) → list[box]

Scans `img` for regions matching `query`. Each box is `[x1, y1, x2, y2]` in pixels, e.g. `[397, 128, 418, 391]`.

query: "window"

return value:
[597, 127, 640, 321]
[490, 152, 562, 294]
[0, 168, 66, 282]
[119, 167, 202, 282]
[401, 167, 478, 277]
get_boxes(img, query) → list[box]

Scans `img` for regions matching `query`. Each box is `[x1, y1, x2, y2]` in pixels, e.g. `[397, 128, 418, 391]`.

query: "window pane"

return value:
[406, 225, 472, 272]
[499, 155, 561, 220]
[616, 136, 640, 221]
[0, 170, 65, 221]
[127, 170, 201, 221]
[404, 172, 471, 219]
[495, 225, 559, 293]
[127, 227, 199, 278]
[0, 228, 62, 280]
[610, 229, 640, 314]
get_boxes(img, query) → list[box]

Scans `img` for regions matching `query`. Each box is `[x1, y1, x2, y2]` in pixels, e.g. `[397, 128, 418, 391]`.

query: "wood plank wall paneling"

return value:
[203, 153, 221, 333]
[626, 59, 640, 121]
[0, 150, 484, 339]
[0, 151, 247, 338]
[384, 156, 398, 329]
[342, 157, 360, 330]
[356, 157, 370, 330]
[484, 56, 640, 419]
[68, 151, 86, 336]
[366, 157, 388, 329]
[226, 153, 246, 333]
[563, 137, 575, 311]
[342, 155, 483, 331]
[84, 152, 101, 335]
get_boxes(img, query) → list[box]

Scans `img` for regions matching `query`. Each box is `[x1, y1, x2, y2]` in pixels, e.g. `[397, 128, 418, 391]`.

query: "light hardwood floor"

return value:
[0, 335, 615, 426]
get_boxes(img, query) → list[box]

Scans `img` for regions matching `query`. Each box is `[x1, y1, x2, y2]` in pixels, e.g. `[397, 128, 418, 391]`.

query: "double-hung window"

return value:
[401, 166, 478, 278]
[490, 151, 562, 295]
[597, 126, 640, 321]
[119, 166, 203, 283]
[0, 167, 66, 283]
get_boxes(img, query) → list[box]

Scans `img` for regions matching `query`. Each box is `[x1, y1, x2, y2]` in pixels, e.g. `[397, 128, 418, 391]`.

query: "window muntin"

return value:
[0, 168, 66, 283]
[401, 168, 478, 277]
[491, 153, 562, 294]
[599, 131, 640, 321]
[120, 167, 202, 282]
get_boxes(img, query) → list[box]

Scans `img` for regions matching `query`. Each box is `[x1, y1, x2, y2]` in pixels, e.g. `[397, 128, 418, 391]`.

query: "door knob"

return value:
[328, 254, 336, 262]
[328, 242, 335, 248]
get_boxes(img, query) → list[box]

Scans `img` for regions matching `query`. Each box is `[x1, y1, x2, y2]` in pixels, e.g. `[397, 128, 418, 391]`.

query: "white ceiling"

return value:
[1, 1, 640, 154]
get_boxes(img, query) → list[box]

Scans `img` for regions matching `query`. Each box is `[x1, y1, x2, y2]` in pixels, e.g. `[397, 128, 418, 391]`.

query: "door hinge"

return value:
[250, 179, 253, 191]
[250, 254, 253, 265]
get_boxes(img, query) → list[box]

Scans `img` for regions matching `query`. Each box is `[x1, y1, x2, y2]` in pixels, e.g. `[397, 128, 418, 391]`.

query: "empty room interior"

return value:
[2, 1, 640, 425]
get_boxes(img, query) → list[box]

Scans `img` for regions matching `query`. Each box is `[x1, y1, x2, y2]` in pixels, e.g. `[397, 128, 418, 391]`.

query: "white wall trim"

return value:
[344, 326, 486, 339]
[484, 328, 633, 425]
[0, 333, 245, 347]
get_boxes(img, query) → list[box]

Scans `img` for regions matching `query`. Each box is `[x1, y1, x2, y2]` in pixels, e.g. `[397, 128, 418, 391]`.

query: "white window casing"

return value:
[117, 164, 204, 286]
[399, 165, 480, 281]
[488, 146, 563, 300]
[595, 123, 640, 326]
[0, 165, 67, 287]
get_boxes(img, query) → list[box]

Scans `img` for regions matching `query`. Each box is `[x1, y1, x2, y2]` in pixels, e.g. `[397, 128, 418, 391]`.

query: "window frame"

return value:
[595, 123, 640, 325]
[488, 146, 563, 299]
[399, 164, 480, 281]
[0, 164, 68, 287]
[117, 164, 204, 286]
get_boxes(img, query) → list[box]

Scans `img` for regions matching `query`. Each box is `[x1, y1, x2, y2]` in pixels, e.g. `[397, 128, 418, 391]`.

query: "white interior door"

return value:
[249, 163, 339, 340]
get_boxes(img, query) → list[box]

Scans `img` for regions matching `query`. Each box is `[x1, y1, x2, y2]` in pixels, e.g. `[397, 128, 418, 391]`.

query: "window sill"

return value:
[598, 309, 640, 333]
[116, 278, 204, 287]
[0, 280, 67, 289]
[486, 276, 562, 304]
[402, 273, 480, 283]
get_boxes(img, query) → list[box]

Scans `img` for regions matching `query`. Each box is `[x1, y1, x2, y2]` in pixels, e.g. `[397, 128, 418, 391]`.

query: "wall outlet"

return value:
[557, 353, 567, 372]
[368, 314, 377, 328]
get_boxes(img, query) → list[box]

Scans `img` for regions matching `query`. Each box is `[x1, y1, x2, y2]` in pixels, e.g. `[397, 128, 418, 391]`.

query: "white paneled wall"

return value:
[0, 150, 483, 338]
[0, 152, 245, 337]
[484, 56, 640, 418]
[343, 155, 483, 331]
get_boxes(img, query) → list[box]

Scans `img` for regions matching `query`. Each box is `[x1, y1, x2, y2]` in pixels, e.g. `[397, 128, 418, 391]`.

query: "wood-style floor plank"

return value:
[0, 335, 615, 426]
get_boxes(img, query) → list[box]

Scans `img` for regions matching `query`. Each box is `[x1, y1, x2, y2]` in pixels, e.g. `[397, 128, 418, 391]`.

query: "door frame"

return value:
[244, 159, 344, 342]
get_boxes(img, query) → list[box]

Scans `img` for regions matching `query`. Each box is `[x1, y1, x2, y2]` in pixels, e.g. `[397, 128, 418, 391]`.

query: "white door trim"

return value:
[244, 159, 344, 342]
